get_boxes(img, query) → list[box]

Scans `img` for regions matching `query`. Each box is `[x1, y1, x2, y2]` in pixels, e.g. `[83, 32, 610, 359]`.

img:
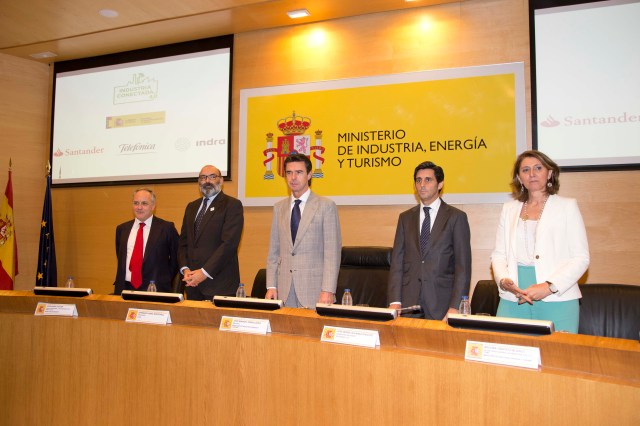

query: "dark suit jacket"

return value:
[178, 191, 244, 297]
[114, 216, 179, 295]
[388, 200, 472, 319]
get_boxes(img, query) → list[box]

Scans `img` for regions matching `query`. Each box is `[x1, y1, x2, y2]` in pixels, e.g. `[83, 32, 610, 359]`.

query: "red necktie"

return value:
[129, 222, 145, 289]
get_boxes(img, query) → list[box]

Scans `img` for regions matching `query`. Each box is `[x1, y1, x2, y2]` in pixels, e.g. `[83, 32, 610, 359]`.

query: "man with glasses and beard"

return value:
[178, 164, 244, 301]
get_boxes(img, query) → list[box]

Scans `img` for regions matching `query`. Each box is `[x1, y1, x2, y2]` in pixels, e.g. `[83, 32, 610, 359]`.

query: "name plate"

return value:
[464, 340, 541, 370]
[321, 326, 380, 348]
[125, 308, 172, 325]
[34, 302, 78, 317]
[219, 316, 271, 335]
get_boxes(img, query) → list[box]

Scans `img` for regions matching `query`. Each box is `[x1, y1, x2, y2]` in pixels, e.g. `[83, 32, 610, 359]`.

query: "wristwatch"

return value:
[546, 281, 558, 294]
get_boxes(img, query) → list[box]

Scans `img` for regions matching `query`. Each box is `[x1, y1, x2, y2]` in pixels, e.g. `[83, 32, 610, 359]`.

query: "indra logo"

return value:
[540, 115, 561, 128]
[174, 137, 226, 152]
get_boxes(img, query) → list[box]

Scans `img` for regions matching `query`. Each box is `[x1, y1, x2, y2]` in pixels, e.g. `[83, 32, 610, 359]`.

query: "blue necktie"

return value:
[291, 199, 302, 243]
[420, 206, 431, 255]
[194, 198, 210, 234]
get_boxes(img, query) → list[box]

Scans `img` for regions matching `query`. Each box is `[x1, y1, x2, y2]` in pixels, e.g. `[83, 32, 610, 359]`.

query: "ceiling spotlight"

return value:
[287, 9, 310, 19]
[30, 51, 58, 59]
[99, 9, 119, 18]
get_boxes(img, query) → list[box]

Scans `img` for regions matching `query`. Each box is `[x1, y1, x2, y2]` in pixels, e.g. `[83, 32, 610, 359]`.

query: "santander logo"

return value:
[541, 112, 638, 128]
[540, 115, 561, 127]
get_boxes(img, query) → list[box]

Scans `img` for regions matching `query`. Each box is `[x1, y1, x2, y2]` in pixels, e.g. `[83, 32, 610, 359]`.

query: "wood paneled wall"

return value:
[0, 54, 50, 288]
[2, 0, 638, 294]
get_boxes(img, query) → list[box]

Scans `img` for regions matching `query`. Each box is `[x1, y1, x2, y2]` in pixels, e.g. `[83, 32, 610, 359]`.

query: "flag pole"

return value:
[36, 162, 57, 287]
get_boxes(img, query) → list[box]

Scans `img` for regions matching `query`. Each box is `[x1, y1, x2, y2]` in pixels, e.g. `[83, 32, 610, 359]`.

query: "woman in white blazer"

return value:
[491, 150, 590, 332]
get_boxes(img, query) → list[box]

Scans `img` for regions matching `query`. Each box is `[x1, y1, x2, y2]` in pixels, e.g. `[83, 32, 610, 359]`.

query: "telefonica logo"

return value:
[118, 143, 156, 154]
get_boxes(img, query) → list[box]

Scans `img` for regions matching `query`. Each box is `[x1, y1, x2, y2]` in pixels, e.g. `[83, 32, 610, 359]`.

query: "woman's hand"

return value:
[500, 278, 533, 304]
[520, 282, 553, 304]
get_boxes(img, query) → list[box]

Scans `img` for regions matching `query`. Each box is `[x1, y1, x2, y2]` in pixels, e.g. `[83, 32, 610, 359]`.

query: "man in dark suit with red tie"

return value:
[388, 161, 472, 320]
[178, 164, 244, 301]
[114, 188, 179, 294]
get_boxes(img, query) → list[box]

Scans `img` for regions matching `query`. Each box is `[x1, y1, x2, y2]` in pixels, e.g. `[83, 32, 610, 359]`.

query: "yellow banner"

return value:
[239, 63, 525, 205]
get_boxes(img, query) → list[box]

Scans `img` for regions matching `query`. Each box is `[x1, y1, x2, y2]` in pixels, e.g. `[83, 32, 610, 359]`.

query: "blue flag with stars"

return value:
[36, 174, 57, 286]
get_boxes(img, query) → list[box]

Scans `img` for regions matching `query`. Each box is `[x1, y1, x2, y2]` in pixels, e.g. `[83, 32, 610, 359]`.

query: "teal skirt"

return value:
[496, 265, 579, 333]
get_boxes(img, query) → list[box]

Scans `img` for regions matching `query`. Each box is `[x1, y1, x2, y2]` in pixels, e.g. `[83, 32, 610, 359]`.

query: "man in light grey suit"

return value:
[388, 161, 472, 320]
[265, 153, 341, 308]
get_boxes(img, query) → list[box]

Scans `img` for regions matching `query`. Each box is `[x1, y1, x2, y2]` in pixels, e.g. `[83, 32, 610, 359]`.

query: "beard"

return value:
[200, 181, 221, 198]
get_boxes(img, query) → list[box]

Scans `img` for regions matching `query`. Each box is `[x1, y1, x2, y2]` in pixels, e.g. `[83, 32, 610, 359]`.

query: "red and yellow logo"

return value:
[221, 318, 233, 329]
[0, 216, 13, 247]
[323, 327, 336, 341]
[262, 111, 326, 180]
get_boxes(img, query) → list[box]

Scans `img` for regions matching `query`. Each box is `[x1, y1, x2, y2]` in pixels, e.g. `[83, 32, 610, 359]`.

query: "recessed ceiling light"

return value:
[30, 51, 58, 59]
[99, 9, 119, 18]
[287, 9, 310, 19]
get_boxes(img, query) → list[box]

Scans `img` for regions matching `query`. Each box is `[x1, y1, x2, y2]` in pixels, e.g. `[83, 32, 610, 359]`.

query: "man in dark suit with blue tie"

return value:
[388, 161, 472, 320]
[178, 165, 244, 301]
[114, 188, 179, 294]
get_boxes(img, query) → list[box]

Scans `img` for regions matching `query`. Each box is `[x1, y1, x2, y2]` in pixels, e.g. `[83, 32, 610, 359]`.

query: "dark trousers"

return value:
[185, 285, 210, 301]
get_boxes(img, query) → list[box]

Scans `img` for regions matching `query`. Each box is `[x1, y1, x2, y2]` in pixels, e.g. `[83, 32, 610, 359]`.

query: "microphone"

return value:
[398, 305, 423, 314]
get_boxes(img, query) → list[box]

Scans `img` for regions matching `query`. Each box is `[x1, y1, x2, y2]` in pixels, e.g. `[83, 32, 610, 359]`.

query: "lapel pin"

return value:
[210, 207, 215, 212]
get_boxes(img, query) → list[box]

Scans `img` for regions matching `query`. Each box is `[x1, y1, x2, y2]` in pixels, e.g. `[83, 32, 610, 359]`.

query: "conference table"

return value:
[1, 290, 638, 425]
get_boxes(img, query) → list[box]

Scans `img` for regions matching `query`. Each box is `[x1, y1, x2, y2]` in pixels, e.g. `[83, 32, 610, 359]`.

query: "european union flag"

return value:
[36, 174, 57, 287]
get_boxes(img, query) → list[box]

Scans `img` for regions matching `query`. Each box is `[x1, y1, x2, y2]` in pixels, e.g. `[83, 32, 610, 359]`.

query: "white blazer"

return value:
[491, 195, 590, 302]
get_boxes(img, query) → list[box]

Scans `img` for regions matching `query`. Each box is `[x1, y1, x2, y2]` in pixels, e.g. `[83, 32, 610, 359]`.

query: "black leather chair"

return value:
[578, 284, 640, 340]
[470, 280, 640, 340]
[250, 246, 392, 307]
[171, 272, 185, 294]
[336, 246, 391, 308]
[250, 269, 267, 299]
[470, 280, 500, 316]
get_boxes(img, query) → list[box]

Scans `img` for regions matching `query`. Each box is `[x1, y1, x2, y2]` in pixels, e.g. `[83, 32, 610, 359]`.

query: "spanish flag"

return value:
[0, 163, 18, 290]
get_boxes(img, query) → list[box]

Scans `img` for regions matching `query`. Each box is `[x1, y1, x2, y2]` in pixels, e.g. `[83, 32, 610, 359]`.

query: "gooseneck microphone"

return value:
[398, 305, 423, 314]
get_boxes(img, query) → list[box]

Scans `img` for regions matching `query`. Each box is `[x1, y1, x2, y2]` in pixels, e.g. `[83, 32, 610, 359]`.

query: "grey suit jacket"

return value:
[266, 191, 341, 308]
[388, 200, 472, 319]
[178, 191, 244, 297]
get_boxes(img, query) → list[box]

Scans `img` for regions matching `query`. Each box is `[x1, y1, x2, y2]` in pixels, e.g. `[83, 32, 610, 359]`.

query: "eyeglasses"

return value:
[198, 174, 220, 182]
[132, 201, 152, 207]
